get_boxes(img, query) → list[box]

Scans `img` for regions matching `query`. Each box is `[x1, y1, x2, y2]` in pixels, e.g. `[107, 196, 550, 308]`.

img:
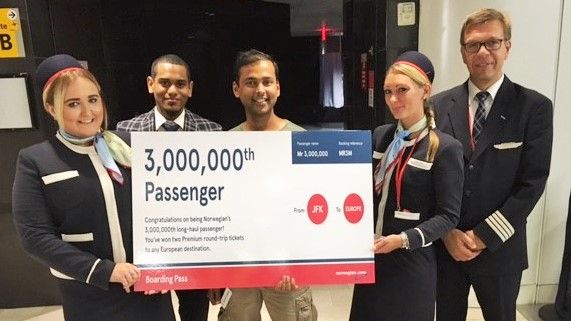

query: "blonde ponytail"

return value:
[424, 99, 439, 162]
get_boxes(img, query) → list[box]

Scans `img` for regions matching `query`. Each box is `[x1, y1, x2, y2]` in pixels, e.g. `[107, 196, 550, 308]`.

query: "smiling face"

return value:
[383, 71, 429, 129]
[46, 76, 105, 138]
[232, 60, 280, 119]
[147, 62, 193, 120]
[461, 19, 511, 90]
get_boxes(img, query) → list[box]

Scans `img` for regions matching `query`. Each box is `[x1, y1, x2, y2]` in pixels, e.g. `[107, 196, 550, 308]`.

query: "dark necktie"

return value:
[162, 121, 180, 131]
[473, 91, 490, 145]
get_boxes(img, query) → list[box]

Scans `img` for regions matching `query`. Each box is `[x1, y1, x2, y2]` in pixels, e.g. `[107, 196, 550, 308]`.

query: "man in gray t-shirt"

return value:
[216, 49, 317, 321]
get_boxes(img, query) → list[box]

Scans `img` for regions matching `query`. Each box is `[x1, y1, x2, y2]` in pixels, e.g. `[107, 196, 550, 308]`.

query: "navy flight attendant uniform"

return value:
[12, 132, 175, 321]
[349, 125, 463, 321]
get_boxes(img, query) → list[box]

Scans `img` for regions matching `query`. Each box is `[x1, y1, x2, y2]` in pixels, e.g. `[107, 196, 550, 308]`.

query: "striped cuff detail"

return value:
[414, 228, 426, 246]
[50, 268, 74, 280]
[86, 259, 101, 284]
[485, 210, 515, 242]
[414, 228, 433, 248]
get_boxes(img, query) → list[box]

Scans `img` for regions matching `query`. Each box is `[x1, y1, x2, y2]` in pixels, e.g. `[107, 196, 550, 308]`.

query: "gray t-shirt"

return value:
[230, 120, 305, 131]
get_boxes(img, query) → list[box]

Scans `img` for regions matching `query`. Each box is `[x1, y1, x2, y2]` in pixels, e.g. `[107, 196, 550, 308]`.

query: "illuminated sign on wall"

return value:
[0, 8, 26, 58]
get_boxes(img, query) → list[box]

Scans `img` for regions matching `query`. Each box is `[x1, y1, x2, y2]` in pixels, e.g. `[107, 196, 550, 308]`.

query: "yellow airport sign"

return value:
[0, 8, 26, 58]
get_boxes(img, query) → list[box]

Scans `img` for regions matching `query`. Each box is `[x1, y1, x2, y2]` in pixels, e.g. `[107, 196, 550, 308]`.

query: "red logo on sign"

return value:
[307, 194, 328, 224]
[344, 193, 364, 223]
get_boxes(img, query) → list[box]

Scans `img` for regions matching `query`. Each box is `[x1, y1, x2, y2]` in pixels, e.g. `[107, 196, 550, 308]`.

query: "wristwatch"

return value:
[400, 232, 410, 250]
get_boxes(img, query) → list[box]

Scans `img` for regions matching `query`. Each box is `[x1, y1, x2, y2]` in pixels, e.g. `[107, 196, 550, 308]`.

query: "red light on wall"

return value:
[318, 21, 332, 42]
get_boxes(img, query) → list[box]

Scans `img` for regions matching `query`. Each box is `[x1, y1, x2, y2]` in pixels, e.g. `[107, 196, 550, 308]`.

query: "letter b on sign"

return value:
[0, 34, 12, 50]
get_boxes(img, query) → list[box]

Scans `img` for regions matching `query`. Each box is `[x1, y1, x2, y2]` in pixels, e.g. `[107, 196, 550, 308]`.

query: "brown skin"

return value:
[147, 62, 193, 121]
[216, 59, 297, 296]
[232, 60, 286, 131]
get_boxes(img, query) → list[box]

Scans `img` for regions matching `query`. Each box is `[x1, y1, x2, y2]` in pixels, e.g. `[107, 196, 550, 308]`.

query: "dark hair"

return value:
[150, 54, 191, 81]
[233, 49, 279, 83]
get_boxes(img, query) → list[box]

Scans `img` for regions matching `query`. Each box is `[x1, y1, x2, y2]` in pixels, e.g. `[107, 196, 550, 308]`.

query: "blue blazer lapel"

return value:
[472, 77, 513, 160]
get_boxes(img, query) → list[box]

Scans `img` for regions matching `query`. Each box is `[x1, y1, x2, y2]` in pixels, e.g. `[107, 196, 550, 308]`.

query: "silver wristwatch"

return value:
[400, 232, 410, 250]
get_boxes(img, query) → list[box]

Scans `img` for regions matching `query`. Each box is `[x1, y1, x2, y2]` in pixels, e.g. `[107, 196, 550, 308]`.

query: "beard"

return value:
[159, 103, 185, 121]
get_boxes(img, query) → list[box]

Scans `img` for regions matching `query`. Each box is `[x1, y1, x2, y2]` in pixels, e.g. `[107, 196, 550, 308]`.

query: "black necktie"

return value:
[162, 121, 180, 131]
[473, 91, 490, 145]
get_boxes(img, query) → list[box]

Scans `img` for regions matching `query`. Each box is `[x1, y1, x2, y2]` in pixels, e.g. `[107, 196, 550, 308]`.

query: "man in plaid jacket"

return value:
[116, 53, 221, 321]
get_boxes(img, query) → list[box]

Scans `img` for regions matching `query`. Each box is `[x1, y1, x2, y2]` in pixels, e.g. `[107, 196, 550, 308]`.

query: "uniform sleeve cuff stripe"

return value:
[414, 227, 426, 247]
[50, 268, 74, 280]
[485, 211, 514, 242]
[487, 216, 508, 241]
[485, 217, 508, 241]
[86, 258, 101, 284]
[492, 210, 515, 236]
[373, 151, 384, 159]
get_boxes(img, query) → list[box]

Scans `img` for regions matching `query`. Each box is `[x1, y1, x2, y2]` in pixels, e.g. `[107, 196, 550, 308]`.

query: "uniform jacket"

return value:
[349, 126, 463, 321]
[12, 132, 132, 289]
[373, 125, 464, 250]
[12, 131, 175, 321]
[432, 76, 553, 274]
[116, 108, 222, 132]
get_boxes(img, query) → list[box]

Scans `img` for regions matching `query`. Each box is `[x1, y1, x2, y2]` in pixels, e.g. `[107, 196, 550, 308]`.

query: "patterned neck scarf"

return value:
[374, 116, 428, 191]
[58, 129, 131, 184]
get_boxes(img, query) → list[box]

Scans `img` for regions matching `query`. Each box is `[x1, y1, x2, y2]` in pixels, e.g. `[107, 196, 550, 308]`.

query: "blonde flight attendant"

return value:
[349, 51, 463, 321]
[12, 54, 175, 321]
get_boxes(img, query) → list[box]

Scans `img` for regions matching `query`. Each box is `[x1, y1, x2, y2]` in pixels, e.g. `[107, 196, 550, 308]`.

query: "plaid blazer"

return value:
[116, 108, 222, 132]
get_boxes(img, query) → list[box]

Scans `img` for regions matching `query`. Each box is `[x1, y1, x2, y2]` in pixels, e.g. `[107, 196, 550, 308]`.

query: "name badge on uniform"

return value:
[394, 210, 420, 220]
[221, 288, 232, 308]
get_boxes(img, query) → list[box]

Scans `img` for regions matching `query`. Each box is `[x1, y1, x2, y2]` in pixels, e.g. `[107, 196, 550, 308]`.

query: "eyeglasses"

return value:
[462, 39, 505, 53]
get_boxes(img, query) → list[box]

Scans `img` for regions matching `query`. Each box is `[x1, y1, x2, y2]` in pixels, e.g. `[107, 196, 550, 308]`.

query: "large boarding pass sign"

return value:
[131, 131, 375, 291]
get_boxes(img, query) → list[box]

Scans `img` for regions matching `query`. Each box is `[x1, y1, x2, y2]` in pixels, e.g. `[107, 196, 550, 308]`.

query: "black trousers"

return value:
[436, 250, 522, 321]
[554, 192, 571, 318]
[176, 289, 209, 321]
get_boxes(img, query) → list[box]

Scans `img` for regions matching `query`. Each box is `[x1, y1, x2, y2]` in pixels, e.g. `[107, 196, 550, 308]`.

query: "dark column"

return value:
[343, 0, 420, 130]
[1, 0, 111, 308]
[0, 0, 61, 307]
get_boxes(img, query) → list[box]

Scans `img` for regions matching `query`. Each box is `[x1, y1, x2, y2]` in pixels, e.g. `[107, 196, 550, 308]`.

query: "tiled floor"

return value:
[0, 285, 545, 321]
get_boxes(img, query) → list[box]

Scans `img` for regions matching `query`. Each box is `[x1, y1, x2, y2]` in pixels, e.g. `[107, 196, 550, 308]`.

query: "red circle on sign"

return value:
[344, 193, 364, 224]
[307, 194, 328, 224]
